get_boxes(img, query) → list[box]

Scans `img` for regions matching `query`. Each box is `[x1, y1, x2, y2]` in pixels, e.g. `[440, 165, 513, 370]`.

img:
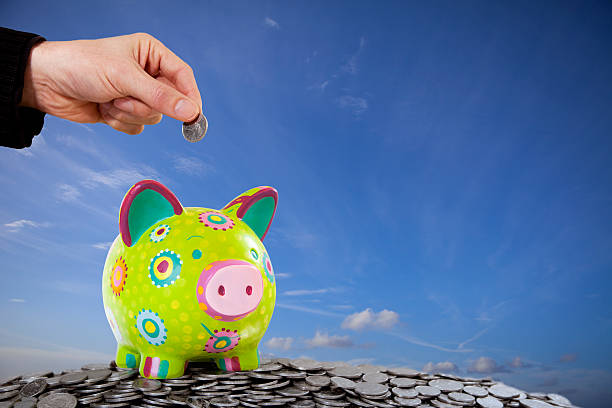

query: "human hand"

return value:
[19, 33, 202, 135]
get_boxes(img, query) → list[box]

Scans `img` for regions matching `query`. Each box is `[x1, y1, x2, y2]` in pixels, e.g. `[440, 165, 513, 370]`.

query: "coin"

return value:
[355, 382, 388, 397]
[182, 113, 208, 143]
[463, 385, 488, 397]
[428, 379, 463, 392]
[362, 373, 388, 384]
[133, 379, 162, 392]
[477, 395, 503, 408]
[415, 385, 441, 398]
[20, 379, 47, 398]
[448, 392, 475, 403]
[488, 383, 521, 399]
[392, 387, 418, 399]
[328, 367, 362, 379]
[37, 393, 77, 408]
[519, 400, 555, 408]
[305, 375, 330, 388]
[386, 367, 420, 377]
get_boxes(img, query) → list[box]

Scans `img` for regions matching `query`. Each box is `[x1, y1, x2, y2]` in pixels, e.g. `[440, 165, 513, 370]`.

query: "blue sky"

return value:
[2, 1, 612, 406]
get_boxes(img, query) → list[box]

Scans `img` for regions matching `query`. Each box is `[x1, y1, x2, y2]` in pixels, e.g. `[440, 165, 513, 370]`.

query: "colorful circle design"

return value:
[149, 250, 182, 288]
[150, 224, 171, 243]
[110, 256, 128, 296]
[198, 211, 234, 231]
[192, 249, 202, 260]
[250, 249, 259, 260]
[203, 327, 240, 353]
[262, 252, 274, 283]
[135, 309, 167, 346]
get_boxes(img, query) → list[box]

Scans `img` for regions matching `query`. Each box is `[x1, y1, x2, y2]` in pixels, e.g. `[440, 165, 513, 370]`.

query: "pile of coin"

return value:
[0, 358, 577, 408]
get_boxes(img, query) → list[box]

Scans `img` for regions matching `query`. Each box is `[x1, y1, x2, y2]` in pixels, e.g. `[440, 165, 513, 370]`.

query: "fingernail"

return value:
[114, 99, 134, 113]
[175, 99, 198, 121]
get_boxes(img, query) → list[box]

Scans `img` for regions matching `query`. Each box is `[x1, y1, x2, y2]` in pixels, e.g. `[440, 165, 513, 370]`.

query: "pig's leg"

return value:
[115, 345, 140, 369]
[215, 349, 259, 371]
[138, 355, 186, 379]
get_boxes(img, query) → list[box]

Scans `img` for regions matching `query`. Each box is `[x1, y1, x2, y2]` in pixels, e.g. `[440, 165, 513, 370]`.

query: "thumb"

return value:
[117, 63, 199, 122]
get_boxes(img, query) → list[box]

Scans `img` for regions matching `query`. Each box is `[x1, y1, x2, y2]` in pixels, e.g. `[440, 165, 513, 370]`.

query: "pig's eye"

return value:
[246, 285, 253, 295]
[218, 285, 225, 296]
[150, 225, 170, 243]
[149, 250, 182, 288]
[250, 249, 258, 260]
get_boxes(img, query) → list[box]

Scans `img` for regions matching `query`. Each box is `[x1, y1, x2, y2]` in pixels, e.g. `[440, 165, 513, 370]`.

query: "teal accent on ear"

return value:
[128, 189, 175, 245]
[242, 196, 275, 239]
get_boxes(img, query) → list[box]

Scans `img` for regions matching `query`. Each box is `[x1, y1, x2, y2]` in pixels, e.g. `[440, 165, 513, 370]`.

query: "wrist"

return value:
[19, 40, 50, 110]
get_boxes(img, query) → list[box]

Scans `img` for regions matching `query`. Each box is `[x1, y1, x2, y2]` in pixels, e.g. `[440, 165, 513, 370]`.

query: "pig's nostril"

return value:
[246, 285, 253, 296]
[218, 285, 225, 296]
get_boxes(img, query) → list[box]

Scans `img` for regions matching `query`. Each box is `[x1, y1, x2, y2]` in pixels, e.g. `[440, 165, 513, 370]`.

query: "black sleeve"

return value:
[0, 27, 46, 149]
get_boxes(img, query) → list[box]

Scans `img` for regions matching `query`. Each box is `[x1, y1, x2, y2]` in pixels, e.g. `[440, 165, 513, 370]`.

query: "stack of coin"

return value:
[0, 359, 577, 408]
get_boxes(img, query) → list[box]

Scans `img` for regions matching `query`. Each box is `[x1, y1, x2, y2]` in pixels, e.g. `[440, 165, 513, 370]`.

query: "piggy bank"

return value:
[102, 180, 278, 378]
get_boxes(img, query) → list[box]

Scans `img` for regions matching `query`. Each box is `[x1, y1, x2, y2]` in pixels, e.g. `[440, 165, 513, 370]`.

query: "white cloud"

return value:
[8, 298, 25, 303]
[56, 183, 81, 202]
[53, 281, 97, 296]
[276, 303, 344, 318]
[284, 288, 331, 296]
[306, 331, 354, 348]
[92, 242, 113, 250]
[468, 357, 508, 374]
[508, 356, 531, 368]
[173, 156, 214, 176]
[341, 308, 399, 330]
[264, 17, 280, 29]
[423, 361, 458, 373]
[4, 219, 51, 232]
[80, 167, 158, 190]
[342, 36, 366, 74]
[275, 272, 291, 278]
[337, 95, 368, 116]
[264, 337, 294, 351]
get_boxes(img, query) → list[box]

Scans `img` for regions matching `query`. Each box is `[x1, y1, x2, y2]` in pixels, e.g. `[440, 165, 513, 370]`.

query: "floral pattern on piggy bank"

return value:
[102, 180, 278, 378]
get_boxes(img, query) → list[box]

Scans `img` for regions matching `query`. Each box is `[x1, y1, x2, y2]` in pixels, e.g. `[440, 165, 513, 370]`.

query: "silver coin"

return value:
[133, 379, 162, 392]
[15, 399, 37, 408]
[312, 389, 346, 400]
[488, 383, 521, 399]
[305, 375, 330, 388]
[355, 382, 388, 397]
[519, 400, 555, 408]
[330, 377, 356, 390]
[289, 400, 315, 408]
[448, 392, 475, 404]
[313, 396, 351, 407]
[37, 393, 77, 408]
[81, 364, 110, 371]
[345, 395, 373, 407]
[288, 359, 323, 371]
[276, 370, 306, 379]
[392, 387, 417, 399]
[414, 385, 440, 398]
[0, 385, 21, 393]
[362, 373, 388, 384]
[58, 373, 86, 386]
[390, 378, 416, 388]
[428, 379, 463, 393]
[328, 367, 363, 380]
[0, 390, 19, 400]
[430, 400, 457, 408]
[394, 397, 421, 407]
[476, 396, 503, 408]
[463, 386, 488, 397]
[182, 113, 208, 143]
[386, 367, 420, 377]
[20, 379, 47, 398]
[546, 394, 571, 405]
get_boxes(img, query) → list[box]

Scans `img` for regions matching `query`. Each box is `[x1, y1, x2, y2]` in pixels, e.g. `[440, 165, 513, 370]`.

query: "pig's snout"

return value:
[196, 260, 263, 321]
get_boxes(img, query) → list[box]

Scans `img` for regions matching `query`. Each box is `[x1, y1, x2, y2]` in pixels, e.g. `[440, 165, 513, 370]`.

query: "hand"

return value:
[19, 33, 202, 135]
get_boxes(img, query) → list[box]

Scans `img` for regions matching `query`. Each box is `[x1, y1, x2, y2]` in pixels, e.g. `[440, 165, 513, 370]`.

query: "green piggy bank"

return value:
[102, 180, 278, 378]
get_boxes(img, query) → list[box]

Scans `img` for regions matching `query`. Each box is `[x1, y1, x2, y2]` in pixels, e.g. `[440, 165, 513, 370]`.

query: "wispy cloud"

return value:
[458, 327, 489, 350]
[276, 303, 344, 318]
[508, 356, 532, 369]
[92, 242, 113, 250]
[283, 288, 333, 296]
[80, 167, 159, 190]
[342, 308, 399, 330]
[8, 298, 25, 303]
[56, 183, 81, 202]
[4, 219, 51, 232]
[306, 330, 354, 348]
[423, 361, 458, 373]
[173, 156, 214, 176]
[337, 95, 368, 116]
[264, 17, 280, 29]
[468, 356, 509, 374]
[264, 337, 294, 351]
[342, 36, 366, 75]
[388, 332, 474, 353]
[275, 272, 291, 278]
[52, 281, 97, 296]
[560, 353, 578, 363]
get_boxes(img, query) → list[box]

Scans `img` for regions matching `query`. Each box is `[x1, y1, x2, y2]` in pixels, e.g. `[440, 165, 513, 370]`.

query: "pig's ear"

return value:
[119, 180, 183, 247]
[223, 186, 278, 241]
